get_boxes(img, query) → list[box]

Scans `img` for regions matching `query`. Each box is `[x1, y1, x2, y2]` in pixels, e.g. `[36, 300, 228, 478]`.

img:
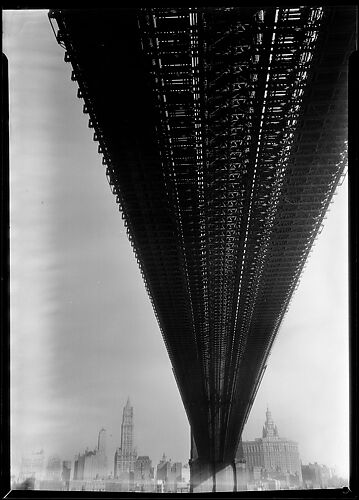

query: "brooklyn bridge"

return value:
[49, 6, 354, 492]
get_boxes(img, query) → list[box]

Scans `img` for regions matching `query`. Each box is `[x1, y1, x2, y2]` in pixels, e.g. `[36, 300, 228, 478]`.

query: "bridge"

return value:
[49, 6, 354, 492]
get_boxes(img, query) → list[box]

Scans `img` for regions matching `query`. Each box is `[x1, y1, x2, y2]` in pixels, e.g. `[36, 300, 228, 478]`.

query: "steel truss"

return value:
[49, 6, 354, 464]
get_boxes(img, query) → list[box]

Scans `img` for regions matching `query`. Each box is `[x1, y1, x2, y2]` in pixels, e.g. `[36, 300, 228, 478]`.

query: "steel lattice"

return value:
[49, 6, 354, 465]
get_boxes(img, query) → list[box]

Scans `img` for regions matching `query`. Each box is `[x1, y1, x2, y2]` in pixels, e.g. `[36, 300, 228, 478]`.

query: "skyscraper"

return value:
[73, 428, 108, 480]
[237, 407, 302, 486]
[96, 428, 108, 478]
[114, 398, 137, 477]
[98, 428, 106, 453]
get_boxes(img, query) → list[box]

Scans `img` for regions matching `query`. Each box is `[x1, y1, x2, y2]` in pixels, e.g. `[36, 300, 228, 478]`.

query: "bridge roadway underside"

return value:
[49, 6, 354, 486]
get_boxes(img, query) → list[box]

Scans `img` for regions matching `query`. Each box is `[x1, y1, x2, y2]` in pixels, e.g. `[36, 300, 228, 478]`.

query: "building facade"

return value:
[114, 398, 137, 477]
[238, 408, 302, 486]
[134, 456, 152, 480]
[73, 428, 108, 480]
[45, 455, 62, 481]
[134, 456, 153, 492]
[20, 449, 45, 481]
[156, 454, 183, 493]
[62, 461, 72, 483]
[96, 428, 108, 478]
[302, 463, 332, 489]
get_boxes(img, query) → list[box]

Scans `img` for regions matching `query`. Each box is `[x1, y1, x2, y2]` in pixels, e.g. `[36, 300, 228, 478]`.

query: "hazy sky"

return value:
[5, 10, 349, 479]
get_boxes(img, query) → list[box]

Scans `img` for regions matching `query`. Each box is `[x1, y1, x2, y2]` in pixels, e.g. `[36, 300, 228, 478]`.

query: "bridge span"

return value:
[49, 6, 354, 491]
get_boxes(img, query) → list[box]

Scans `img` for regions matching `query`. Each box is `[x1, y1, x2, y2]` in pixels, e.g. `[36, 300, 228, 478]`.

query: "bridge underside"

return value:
[49, 6, 354, 473]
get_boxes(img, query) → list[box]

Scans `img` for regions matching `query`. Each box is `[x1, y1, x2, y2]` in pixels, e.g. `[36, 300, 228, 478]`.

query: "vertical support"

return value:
[212, 461, 216, 493]
[189, 430, 195, 494]
[190, 433, 216, 493]
[190, 432, 238, 492]
[232, 460, 237, 492]
[214, 463, 236, 492]
[190, 459, 214, 493]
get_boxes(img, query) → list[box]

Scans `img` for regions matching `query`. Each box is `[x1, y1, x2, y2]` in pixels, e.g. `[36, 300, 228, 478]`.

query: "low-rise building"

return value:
[19, 449, 45, 482]
[134, 455, 154, 492]
[45, 455, 62, 481]
[156, 454, 183, 492]
[302, 462, 332, 489]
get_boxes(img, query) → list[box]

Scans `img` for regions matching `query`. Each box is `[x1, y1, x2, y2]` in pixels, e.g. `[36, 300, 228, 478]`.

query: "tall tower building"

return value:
[262, 407, 279, 438]
[237, 407, 302, 486]
[121, 398, 134, 456]
[96, 428, 108, 478]
[98, 428, 107, 453]
[114, 398, 137, 477]
[73, 428, 108, 480]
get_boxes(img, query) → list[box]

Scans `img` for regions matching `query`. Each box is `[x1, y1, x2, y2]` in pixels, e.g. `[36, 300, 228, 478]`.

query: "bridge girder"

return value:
[49, 6, 354, 465]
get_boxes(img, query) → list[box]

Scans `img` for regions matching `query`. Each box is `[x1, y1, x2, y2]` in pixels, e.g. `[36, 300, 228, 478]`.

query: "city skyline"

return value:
[15, 403, 346, 492]
[13, 400, 346, 482]
[6, 9, 349, 482]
